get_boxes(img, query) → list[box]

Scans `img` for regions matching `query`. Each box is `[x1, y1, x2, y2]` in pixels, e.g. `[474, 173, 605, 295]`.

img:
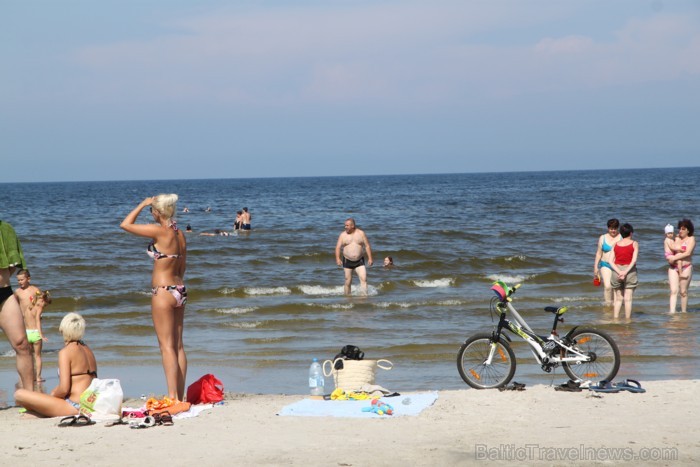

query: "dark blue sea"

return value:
[1, 168, 699, 402]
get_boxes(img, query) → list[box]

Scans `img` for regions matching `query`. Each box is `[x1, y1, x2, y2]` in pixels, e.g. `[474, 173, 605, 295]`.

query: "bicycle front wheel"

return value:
[563, 328, 620, 382]
[457, 333, 516, 389]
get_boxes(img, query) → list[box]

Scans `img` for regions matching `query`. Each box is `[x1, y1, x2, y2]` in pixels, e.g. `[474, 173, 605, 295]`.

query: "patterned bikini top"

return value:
[146, 222, 182, 260]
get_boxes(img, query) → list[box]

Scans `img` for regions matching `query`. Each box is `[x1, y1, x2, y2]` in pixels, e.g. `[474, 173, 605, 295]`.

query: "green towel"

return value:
[0, 221, 26, 269]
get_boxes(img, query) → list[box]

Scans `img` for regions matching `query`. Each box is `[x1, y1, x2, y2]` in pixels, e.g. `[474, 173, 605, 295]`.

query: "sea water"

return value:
[1, 168, 699, 402]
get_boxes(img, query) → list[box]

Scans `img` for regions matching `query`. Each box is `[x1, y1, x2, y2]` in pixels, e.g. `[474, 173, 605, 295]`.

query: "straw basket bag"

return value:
[322, 358, 393, 391]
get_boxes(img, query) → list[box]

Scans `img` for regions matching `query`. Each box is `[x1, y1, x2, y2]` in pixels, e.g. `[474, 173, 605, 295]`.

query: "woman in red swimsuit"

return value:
[121, 194, 188, 401]
[610, 223, 639, 320]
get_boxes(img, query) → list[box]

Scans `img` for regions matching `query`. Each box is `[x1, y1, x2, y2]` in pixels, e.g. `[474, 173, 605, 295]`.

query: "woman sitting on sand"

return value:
[120, 194, 188, 401]
[15, 313, 97, 417]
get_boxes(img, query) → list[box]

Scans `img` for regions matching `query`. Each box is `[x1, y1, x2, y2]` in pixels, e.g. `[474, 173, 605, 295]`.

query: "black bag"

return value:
[333, 345, 365, 370]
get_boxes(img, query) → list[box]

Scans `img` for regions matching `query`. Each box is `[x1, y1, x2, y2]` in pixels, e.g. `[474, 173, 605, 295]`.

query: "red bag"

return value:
[186, 374, 224, 404]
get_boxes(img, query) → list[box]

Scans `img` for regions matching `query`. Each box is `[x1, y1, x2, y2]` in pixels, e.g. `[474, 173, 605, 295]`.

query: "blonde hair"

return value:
[59, 312, 86, 342]
[152, 194, 179, 220]
[29, 290, 51, 310]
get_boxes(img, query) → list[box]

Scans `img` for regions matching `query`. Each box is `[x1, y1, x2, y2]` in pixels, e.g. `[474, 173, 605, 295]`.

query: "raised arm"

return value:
[120, 197, 161, 239]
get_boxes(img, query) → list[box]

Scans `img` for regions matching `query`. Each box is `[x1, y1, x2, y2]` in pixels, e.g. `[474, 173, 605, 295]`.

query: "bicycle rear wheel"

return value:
[457, 333, 516, 389]
[563, 328, 620, 382]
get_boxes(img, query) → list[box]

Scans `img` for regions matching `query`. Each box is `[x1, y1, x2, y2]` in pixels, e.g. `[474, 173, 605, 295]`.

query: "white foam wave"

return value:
[305, 302, 355, 310]
[227, 321, 262, 329]
[1, 349, 16, 358]
[244, 287, 291, 296]
[221, 288, 237, 295]
[357, 285, 379, 297]
[505, 255, 527, 262]
[487, 274, 530, 284]
[375, 301, 415, 309]
[216, 307, 256, 315]
[413, 278, 454, 288]
[299, 285, 345, 296]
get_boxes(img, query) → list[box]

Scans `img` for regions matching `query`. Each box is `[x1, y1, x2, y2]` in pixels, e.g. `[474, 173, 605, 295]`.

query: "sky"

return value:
[1, 0, 699, 183]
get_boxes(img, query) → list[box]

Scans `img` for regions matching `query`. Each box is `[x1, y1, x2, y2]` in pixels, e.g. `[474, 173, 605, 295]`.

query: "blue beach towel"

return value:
[278, 392, 438, 418]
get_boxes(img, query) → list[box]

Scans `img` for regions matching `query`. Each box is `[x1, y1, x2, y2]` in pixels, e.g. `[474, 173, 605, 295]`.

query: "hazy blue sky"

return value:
[2, 0, 699, 183]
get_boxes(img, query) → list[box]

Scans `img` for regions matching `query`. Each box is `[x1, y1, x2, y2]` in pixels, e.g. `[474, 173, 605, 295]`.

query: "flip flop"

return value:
[613, 379, 646, 393]
[555, 380, 582, 392]
[58, 416, 77, 427]
[105, 418, 130, 427]
[588, 380, 621, 393]
[58, 415, 95, 427]
[499, 382, 526, 391]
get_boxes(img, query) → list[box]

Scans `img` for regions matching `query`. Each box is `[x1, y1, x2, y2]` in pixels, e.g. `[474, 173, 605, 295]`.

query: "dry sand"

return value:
[1, 380, 698, 466]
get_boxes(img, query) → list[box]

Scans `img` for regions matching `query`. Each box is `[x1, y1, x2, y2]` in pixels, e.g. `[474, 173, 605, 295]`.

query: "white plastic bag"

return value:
[79, 378, 123, 421]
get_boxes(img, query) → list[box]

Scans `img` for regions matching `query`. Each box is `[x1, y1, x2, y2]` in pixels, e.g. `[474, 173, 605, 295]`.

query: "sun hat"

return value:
[664, 224, 674, 234]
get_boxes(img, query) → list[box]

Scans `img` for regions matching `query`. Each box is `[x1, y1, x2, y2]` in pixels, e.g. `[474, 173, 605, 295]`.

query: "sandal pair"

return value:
[499, 382, 526, 391]
[129, 411, 174, 429]
[555, 380, 582, 392]
[58, 415, 95, 427]
[588, 379, 646, 393]
[154, 411, 174, 426]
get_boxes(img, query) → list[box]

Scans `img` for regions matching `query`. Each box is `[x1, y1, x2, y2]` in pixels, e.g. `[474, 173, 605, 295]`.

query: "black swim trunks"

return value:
[343, 257, 365, 270]
[0, 286, 13, 307]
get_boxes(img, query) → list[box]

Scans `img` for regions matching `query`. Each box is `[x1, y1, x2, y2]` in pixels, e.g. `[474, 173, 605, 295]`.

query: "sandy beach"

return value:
[1, 380, 697, 466]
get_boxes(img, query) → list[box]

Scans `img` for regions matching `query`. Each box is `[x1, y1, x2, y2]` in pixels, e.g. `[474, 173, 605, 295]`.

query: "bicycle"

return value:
[457, 281, 620, 389]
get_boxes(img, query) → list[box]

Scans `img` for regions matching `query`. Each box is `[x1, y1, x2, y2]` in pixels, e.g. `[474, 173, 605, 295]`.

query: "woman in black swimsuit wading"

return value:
[15, 313, 97, 417]
[121, 194, 188, 401]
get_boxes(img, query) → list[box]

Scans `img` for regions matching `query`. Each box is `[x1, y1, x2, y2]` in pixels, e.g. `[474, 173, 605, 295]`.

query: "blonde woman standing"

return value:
[121, 194, 187, 401]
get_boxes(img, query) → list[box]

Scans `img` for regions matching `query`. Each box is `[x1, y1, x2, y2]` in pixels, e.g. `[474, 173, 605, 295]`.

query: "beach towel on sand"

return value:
[278, 392, 438, 418]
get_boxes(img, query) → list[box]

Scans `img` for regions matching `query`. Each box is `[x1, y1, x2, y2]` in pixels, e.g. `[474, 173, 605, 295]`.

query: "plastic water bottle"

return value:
[309, 358, 324, 396]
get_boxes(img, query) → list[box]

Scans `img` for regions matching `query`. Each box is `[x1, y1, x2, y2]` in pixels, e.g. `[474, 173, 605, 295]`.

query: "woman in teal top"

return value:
[594, 218, 621, 305]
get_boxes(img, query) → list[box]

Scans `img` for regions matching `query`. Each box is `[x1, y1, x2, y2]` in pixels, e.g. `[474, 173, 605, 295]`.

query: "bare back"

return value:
[58, 342, 98, 402]
[152, 227, 187, 286]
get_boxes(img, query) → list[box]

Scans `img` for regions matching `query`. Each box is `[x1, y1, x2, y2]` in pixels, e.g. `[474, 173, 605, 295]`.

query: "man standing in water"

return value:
[335, 218, 373, 295]
[241, 207, 251, 231]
